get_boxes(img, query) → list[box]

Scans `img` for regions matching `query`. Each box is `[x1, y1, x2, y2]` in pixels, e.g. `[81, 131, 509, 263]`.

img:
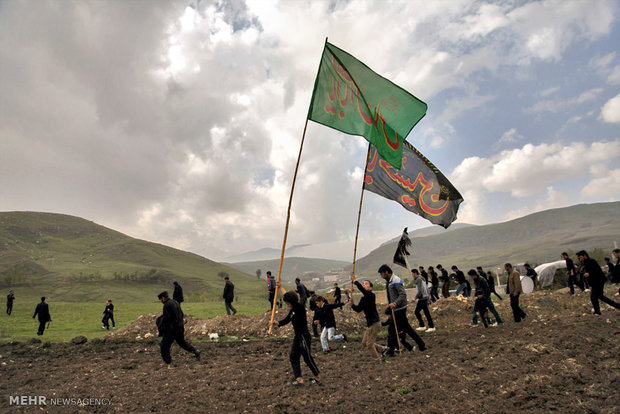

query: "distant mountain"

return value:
[352, 202, 620, 278]
[0, 212, 264, 301]
[224, 244, 311, 262]
[225, 257, 350, 282]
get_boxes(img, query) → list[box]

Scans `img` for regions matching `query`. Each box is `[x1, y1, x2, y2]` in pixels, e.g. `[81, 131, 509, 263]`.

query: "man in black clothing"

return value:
[308, 291, 320, 337]
[32, 297, 51, 336]
[349, 272, 382, 360]
[314, 296, 347, 352]
[102, 300, 115, 330]
[6, 290, 14, 316]
[157, 291, 200, 365]
[223, 276, 237, 315]
[379, 264, 426, 357]
[418, 266, 428, 282]
[172, 281, 184, 308]
[576, 250, 620, 315]
[333, 283, 342, 304]
[452, 266, 469, 297]
[485, 271, 503, 301]
[428, 266, 440, 302]
[295, 278, 309, 308]
[524, 264, 538, 289]
[266, 271, 276, 308]
[437, 264, 450, 298]
[562, 252, 584, 294]
[271, 291, 321, 386]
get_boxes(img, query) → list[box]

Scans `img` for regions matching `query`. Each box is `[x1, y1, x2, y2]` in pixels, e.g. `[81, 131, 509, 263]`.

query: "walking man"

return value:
[157, 291, 200, 366]
[524, 263, 538, 289]
[412, 269, 435, 332]
[428, 266, 440, 302]
[32, 297, 51, 336]
[295, 278, 309, 308]
[349, 272, 382, 360]
[452, 266, 469, 297]
[6, 290, 14, 316]
[484, 270, 503, 301]
[562, 252, 583, 294]
[505, 263, 527, 323]
[223, 276, 237, 315]
[379, 264, 426, 357]
[469, 269, 503, 327]
[438, 264, 450, 298]
[576, 250, 620, 315]
[333, 283, 342, 304]
[101, 299, 115, 330]
[266, 271, 276, 308]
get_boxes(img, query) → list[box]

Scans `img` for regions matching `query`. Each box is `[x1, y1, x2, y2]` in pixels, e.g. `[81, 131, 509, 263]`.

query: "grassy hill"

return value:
[0, 212, 266, 302]
[351, 202, 620, 278]
[225, 257, 350, 282]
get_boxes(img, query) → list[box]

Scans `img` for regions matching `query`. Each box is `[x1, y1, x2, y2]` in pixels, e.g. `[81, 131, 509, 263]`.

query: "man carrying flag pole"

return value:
[269, 39, 429, 334]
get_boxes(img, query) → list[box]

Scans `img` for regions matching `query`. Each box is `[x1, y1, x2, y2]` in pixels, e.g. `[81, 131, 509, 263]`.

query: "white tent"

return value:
[535, 260, 567, 288]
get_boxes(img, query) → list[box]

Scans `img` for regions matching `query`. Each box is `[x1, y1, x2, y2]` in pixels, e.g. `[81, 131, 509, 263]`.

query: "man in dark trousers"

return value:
[270, 291, 321, 386]
[157, 291, 200, 366]
[349, 272, 382, 360]
[524, 263, 538, 289]
[223, 276, 237, 315]
[32, 297, 51, 336]
[172, 281, 184, 308]
[483, 269, 503, 301]
[308, 291, 320, 337]
[576, 250, 620, 315]
[412, 269, 435, 332]
[102, 300, 115, 330]
[379, 264, 426, 357]
[562, 252, 583, 294]
[266, 271, 276, 308]
[333, 283, 342, 304]
[469, 269, 503, 327]
[437, 264, 450, 298]
[295, 278, 309, 308]
[452, 265, 469, 297]
[6, 290, 14, 316]
[506, 263, 527, 323]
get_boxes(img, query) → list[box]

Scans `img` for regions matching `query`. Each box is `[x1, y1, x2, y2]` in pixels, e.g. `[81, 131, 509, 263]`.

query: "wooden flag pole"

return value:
[389, 259, 403, 355]
[350, 144, 372, 300]
[268, 118, 309, 334]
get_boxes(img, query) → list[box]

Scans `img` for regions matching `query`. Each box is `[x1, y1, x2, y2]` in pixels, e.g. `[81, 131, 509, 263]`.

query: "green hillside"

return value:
[352, 202, 620, 278]
[225, 257, 350, 282]
[0, 212, 265, 302]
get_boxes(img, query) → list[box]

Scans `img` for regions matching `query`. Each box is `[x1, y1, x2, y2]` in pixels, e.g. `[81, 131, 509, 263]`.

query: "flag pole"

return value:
[389, 259, 403, 355]
[350, 144, 372, 299]
[268, 118, 310, 334]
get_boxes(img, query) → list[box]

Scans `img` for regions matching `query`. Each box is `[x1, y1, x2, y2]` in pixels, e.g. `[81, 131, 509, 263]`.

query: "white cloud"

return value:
[505, 186, 570, 221]
[581, 167, 620, 199]
[600, 92, 620, 123]
[524, 88, 603, 114]
[498, 128, 524, 145]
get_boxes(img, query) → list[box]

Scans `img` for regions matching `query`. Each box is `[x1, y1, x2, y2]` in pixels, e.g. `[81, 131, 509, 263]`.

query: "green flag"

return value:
[308, 42, 427, 169]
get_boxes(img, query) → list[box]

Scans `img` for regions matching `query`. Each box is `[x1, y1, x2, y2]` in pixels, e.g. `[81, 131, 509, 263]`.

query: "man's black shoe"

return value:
[194, 351, 201, 361]
[342, 334, 348, 342]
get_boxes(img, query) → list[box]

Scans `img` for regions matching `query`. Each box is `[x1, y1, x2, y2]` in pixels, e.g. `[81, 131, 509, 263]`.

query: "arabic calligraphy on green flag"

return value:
[365, 141, 463, 228]
[308, 42, 427, 169]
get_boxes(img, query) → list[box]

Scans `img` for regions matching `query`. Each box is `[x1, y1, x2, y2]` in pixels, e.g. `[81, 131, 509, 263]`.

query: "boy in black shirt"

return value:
[271, 291, 321, 386]
[314, 296, 347, 353]
[349, 272, 382, 360]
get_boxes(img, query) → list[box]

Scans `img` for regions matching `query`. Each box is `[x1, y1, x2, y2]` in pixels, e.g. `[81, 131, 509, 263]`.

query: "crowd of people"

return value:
[5, 248, 619, 384]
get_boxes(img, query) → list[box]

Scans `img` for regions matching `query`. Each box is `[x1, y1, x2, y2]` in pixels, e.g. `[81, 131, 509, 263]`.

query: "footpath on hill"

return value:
[1, 286, 618, 413]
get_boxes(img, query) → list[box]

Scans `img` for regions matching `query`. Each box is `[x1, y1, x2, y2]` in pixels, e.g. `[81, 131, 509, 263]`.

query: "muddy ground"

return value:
[1, 287, 618, 413]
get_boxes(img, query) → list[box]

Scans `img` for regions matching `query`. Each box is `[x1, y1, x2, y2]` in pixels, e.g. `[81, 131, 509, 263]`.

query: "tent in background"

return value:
[536, 260, 567, 288]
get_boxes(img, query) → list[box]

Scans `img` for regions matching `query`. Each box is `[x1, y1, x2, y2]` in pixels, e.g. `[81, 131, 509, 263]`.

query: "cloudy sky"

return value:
[1, 0, 619, 262]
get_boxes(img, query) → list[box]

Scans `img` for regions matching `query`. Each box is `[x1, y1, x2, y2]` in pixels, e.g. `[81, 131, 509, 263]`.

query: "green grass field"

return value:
[0, 292, 269, 342]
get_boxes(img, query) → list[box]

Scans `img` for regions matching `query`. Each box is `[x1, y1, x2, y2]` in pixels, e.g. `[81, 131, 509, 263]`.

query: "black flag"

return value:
[393, 227, 412, 269]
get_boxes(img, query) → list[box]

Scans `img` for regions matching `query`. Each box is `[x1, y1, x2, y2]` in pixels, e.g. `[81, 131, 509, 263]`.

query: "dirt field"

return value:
[1, 287, 618, 413]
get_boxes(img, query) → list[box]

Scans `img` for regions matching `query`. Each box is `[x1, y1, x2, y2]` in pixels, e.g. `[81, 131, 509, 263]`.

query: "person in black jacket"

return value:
[101, 300, 115, 330]
[333, 283, 342, 304]
[223, 276, 237, 315]
[6, 290, 14, 316]
[482, 269, 503, 301]
[33, 296, 51, 336]
[172, 281, 184, 308]
[452, 266, 469, 297]
[349, 272, 382, 360]
[157, 291, 200, 366]
[562, 252, 584, 294]
[576, 250, 620, 315]
[295, 278, 309, 308]
[314, 296, 347, 353]
[437, 264, 450, 298]
[428, 266, 440, 302]
[308, 291, 320, 337]
[271, 291, 320, 386]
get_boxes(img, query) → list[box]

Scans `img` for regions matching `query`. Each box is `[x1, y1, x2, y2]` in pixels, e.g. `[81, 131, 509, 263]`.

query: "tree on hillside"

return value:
[218, 271, 229, 279]
[256, 269, 261, 279]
